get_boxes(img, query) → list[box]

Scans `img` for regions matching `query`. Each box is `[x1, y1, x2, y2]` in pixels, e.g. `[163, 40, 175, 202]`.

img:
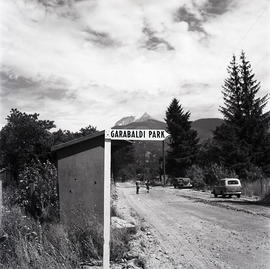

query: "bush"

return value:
[186, 165, 206, 190]
[245, 165, 264, 182]
[16, 160, 59, 222]
[241, 177, 270, 197]
[261, 190, 270, 204]
[203, 163, 237, 186]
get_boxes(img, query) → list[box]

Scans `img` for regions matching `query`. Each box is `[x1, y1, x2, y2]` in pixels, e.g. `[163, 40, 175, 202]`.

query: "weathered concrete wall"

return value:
[56, 136, 104, 226]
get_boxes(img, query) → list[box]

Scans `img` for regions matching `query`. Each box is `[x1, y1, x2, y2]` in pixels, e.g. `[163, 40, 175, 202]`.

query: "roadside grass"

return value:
[0, 184, 136, 268]
[260, 191, 270, 205]
[0, 206, 76, 269]
[241, 178, 270, 198]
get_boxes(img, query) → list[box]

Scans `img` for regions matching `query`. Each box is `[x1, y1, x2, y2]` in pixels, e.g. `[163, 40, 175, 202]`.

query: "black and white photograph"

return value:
[0, 0, 269, 268]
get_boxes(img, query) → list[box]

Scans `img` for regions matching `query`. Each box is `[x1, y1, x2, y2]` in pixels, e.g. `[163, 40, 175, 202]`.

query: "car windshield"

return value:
[227, 180, 239, 185]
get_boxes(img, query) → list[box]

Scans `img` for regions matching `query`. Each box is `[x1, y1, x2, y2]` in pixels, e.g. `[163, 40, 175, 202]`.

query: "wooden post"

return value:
[162, 141, 166, 186]
[103, 139, 111, 269]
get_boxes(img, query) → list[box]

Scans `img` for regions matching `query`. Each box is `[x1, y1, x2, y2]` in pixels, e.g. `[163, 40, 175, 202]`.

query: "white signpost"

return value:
[103, 129, 169, 268]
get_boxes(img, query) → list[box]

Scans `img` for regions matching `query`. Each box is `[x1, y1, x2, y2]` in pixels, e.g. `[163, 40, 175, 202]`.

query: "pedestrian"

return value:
[136, 181, 140, 194]
[146, 180, 150, 193]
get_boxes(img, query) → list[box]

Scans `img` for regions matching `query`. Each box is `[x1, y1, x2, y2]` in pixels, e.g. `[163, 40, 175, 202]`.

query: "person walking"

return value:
[146, 180, 150, 193]
[136, 181, 140, 194]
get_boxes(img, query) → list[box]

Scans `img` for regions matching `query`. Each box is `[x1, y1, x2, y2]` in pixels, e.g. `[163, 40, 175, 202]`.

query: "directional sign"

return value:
[105, 129, 170, 141]
[103, 128, 170, 269]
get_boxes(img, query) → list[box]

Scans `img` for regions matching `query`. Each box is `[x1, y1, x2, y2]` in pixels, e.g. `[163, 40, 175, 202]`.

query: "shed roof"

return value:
[51, 130, 131, 159]
[51, 131, 105, 152]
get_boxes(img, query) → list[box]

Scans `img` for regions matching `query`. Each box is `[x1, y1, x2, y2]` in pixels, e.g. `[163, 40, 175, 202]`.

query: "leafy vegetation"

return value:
[0, 109, 55, 184]
[16, 160, 59, 222]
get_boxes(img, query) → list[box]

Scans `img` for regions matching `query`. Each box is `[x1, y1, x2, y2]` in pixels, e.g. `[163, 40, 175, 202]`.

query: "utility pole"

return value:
[162, 140, 166, 186]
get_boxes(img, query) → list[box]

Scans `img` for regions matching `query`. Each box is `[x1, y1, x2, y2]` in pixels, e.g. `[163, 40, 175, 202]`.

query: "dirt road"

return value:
[116, 183, 270, 269]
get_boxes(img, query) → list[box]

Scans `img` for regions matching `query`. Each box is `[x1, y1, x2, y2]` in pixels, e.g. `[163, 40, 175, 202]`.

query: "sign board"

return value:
[105, 129, 170, 141]
[103, 128, 169, 269]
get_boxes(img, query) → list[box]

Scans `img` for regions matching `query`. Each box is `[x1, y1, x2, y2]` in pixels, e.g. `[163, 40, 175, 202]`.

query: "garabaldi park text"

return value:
[105, 129, 169, 141]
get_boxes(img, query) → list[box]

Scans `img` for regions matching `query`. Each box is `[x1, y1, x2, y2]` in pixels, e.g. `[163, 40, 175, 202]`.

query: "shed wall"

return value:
[58, 145, 104, 225]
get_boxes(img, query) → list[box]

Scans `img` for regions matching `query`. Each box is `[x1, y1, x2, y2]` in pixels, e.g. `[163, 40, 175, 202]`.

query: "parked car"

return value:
[173, 177, 193, 189]
[212, 178, 241, 198]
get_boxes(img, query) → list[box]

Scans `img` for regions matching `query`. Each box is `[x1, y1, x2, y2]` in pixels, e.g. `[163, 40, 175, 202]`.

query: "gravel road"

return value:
[117, 182, 270, 269]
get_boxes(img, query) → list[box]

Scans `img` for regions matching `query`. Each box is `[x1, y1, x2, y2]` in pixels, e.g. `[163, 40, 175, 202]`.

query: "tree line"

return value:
[165, 52, 270, 185]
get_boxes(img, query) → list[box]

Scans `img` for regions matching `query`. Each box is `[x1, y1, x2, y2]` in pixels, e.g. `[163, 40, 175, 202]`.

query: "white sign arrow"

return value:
[105, 129, 170, 141]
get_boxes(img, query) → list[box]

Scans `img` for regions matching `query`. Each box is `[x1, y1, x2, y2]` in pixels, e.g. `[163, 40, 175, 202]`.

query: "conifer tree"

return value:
[165, 98, 199, 176]
[214, 52, 270, 178]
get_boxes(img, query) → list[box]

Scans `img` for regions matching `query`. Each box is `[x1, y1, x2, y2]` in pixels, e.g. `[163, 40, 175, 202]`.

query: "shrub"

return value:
[203, 163, 237, 186]
[16, 160, 59, 222]
[186, 165, 206, 190]
[245, 165, 264, 182]
[241, 177, 270, 197]
[261, 190, 270, 204]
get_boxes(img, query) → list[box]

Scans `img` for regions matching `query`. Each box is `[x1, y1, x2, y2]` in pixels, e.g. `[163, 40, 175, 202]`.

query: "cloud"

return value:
[83, 27, 119, 47]
[202, 0, 234, 16]
[175, 6, 206, 33]
[0, 0, 269, 130]
[142, 25, 175, 51]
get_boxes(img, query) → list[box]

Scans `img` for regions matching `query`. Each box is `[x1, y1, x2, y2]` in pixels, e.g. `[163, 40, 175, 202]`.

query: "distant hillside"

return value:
[113, 116, 223, 141]
[191, 118, 224, 141]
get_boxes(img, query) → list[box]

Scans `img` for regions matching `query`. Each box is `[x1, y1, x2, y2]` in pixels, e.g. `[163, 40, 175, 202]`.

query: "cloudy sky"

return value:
[0, 0, 269, 131]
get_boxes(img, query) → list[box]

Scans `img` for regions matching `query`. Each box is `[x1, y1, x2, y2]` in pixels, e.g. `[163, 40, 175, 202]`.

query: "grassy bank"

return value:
[0, 184, 134, 268]
[241, 178, 270, 198]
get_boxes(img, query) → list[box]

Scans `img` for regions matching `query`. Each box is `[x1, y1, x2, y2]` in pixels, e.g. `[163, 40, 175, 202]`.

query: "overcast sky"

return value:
[0, 0, 269, 131]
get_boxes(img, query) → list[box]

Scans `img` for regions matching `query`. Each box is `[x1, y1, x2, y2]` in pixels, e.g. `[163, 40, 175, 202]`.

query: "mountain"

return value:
[115, 116, 135, 126]
[112, 115, 224, 180]
[135, 112, 153, 122]
[191, 118, 224, 141]
[115, 118, 166, 130]
[114, 112, 155, 127]
[113, 114, 223, 141]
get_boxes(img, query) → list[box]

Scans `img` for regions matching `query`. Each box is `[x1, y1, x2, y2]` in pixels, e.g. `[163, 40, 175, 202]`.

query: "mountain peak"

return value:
[114, 115, 135, 126]
[135, 112, 152, 122]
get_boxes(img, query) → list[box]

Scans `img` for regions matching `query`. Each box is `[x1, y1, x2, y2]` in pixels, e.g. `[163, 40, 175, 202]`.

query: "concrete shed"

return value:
[52, 131, 128, 226]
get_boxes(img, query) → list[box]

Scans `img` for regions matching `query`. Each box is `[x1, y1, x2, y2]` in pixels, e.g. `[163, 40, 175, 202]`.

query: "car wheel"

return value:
[221, 192, 226, 198]
[237, 194, 241, 198]
[214, 194, 218, 198]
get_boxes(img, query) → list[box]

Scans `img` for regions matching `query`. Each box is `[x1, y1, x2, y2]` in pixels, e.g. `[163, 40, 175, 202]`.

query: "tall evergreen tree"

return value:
[165, 98, 199, 176]
[214, 52, 270, 178]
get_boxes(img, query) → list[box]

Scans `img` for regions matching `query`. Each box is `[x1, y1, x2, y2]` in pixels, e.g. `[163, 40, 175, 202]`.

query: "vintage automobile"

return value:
[212, 178, 241, 198]
[173, 177, 193, 189]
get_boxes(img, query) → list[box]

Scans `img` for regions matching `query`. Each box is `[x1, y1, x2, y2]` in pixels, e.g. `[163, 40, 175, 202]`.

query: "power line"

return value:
[234, 8, 268, 52]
